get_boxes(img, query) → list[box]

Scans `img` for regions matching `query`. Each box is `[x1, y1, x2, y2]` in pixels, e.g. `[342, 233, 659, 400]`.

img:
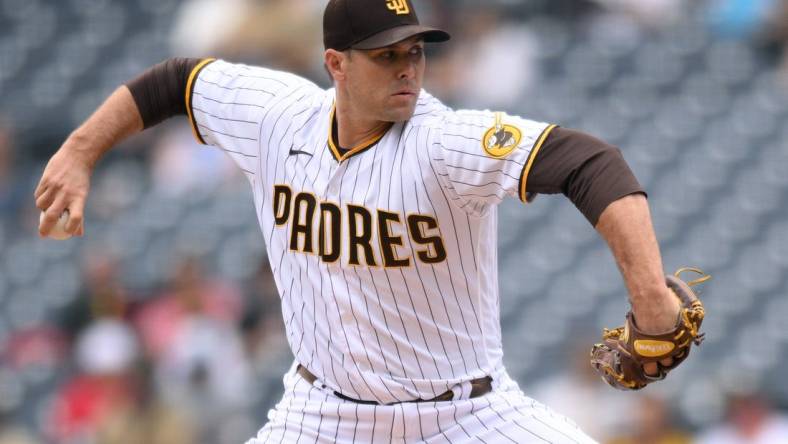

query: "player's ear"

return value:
[325, 49, 348, 82]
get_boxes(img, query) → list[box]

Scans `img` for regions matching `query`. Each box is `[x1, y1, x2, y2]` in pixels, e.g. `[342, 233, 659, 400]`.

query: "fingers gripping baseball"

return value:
[35, 147, 92, 238]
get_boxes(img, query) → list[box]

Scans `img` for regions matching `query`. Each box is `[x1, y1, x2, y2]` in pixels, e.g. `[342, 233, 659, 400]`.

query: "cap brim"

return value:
[350, 25, 450, 50]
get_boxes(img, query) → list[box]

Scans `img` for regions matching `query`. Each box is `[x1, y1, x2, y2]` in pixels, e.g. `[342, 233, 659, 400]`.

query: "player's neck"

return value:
[334, 101, 392, 150]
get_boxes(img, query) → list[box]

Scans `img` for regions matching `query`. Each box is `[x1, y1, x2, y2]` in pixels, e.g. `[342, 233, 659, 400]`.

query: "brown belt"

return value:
[296, 364, 492, 405]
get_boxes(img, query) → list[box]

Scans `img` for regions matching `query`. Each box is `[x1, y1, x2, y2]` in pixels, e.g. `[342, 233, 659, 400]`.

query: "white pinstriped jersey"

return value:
[187, 59, 556, 405]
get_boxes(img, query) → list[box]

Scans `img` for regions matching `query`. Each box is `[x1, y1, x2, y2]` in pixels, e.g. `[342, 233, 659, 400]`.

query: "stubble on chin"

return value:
[382, 98, 418, 122]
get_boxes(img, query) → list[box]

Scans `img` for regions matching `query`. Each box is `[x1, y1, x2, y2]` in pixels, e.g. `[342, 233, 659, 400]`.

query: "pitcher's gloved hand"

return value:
[590, 268, 710, 390]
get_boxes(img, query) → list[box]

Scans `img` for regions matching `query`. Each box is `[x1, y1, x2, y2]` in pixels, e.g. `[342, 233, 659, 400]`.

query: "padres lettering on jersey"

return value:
[187, 59, 555, 404]
[272, 185, 447, 267]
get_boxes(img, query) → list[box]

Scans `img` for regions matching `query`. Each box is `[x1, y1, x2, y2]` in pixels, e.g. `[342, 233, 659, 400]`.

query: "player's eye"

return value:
[378, 51, 395, 61]
[408, 46, 424, 62]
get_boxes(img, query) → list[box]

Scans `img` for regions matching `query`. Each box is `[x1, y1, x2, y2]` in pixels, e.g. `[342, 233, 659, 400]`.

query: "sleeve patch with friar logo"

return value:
[482, 112, 522, 159]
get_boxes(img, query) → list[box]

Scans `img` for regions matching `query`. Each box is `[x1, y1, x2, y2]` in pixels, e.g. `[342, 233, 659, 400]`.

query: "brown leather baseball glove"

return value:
[590, 268, 710, 390]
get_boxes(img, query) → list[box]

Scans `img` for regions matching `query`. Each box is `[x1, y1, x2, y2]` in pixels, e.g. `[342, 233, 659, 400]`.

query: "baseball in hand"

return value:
[40, 210, 72, 240]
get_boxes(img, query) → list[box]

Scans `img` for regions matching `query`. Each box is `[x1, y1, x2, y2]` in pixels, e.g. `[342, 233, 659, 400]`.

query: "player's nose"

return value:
[397, 60, 417, 80]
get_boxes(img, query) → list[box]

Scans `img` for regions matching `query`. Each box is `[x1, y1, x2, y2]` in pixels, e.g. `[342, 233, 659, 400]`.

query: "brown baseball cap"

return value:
[323, 0, 451, 51]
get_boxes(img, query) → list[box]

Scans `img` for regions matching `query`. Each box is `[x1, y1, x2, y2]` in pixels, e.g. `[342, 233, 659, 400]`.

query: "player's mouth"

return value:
[392, 89, 417, 97]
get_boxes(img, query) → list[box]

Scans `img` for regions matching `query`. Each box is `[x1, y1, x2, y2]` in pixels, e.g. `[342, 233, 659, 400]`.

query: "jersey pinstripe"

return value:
[187, 59, 557, 405]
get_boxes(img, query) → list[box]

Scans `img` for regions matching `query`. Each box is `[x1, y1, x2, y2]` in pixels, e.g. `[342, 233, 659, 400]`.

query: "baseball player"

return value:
[35, 1, 704, 442]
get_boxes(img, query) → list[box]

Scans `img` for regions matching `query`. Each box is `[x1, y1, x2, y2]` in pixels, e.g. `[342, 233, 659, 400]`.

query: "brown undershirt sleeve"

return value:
[125, 57, 204, 129]
[525, 127, 645, 227]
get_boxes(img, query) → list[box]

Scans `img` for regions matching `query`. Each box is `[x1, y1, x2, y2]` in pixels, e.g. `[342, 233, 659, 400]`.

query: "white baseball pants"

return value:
[246, 362, 597, 443]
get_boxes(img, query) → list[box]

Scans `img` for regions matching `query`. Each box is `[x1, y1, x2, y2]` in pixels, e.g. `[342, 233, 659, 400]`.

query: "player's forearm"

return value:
[66, 86, 143, 168]
[66, 57, 206, 168]
[595, 194, 679, 333]
[525, 129, 676, 329]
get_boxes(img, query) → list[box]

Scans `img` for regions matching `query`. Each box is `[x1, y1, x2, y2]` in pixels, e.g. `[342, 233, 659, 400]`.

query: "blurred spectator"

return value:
[93, 365, 195, 444]
[170, 0, 324, 79]
[170, 0, 251, 57]
[607, 394, 692, 444]
[40, 251, 137, 443]
[133, 257, 252, 443]
[153, 313, 253, 410]
[694, 392, 788, 444]
[74, 321, 138, 382]
[531, 338, 636, 442]
[59, 252, 128, 339]
[213, 0, 324, 77]
[133, 256, 243, 358]
[425, 6, 539, 109]
[47, 320, 140, 443]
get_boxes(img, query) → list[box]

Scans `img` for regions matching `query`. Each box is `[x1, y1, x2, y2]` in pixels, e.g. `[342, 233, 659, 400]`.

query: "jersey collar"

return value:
[328, 104, 392, 163]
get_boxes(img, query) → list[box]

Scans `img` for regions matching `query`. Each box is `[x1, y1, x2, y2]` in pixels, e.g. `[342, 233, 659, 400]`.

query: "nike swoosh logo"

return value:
[288, 148, 313, 157]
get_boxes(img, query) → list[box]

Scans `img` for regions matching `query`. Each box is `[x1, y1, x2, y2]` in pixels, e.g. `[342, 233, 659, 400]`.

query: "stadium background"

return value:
[1, 0, 788, 442]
